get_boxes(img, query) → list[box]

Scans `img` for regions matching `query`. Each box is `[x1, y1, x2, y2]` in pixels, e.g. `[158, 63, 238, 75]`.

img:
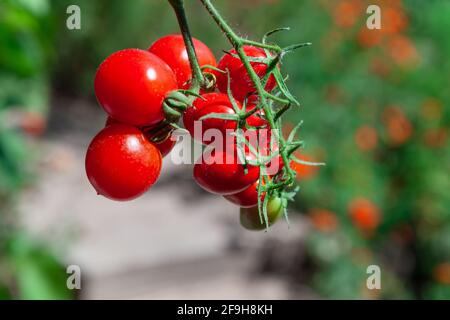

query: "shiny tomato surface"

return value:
[95, 48, 177, 126]
[183, 93, 238, 144]
[193, 148, 260, 195]
[224, 180, 263, 208]
[215, 45, 276, 101]
[148, 34, 216, 89]
[85, 124, 162, 201]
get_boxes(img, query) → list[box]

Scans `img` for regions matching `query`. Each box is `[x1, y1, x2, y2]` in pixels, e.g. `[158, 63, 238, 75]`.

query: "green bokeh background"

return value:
[0, 0, 448, 299]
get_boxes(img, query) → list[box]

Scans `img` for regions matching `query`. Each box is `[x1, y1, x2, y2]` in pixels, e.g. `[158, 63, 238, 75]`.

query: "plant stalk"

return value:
[199, 0, 295, 183]
[168, 0, 205, 89]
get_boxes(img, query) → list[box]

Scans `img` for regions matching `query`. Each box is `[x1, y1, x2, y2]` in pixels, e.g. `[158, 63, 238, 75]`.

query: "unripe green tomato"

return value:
[239, 197, 283, 231]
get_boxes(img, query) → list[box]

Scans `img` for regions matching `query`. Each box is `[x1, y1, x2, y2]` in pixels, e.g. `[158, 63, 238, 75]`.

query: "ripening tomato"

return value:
[95, 48, 177, 127]
[193, 148, 260, 195]
[85, 124, 162, 201]
[224, 180, 264, 208]
[105, 117, 176, 157]
[148, 34, 217, 89]
[215, 45, 277, 101]
[240, 196, 283, 231]
[183, 93, 239, 144]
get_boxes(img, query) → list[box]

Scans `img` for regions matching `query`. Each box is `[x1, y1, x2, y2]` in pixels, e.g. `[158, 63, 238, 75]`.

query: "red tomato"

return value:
[105, 117, 176, 157]
[245, 104, 268, 128]
[215, 45, 277, 101]
[244, 95, 268, 128]
[224, 180, 264, 208]
[85, 124, 162, 201]
[193, 148, 260, 195]
[242, 128, 281, 175]
[183, 93, 239, 144]
[240, 196, 283, 231]
[148, 135, 177, 158]
[148, 34, 217, 89]
[271, 155, 286, 176]
[95, 48, 177, 127]
[105, 116, 120, 127]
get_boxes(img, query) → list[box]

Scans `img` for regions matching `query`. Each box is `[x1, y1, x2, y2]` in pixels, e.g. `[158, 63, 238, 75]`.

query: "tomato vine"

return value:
[167, 0, 324, 229]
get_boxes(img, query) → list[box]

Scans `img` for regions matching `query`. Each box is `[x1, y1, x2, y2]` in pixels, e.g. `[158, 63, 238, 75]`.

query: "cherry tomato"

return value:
[242, 128, 281, 175]
[105, 116, 120, 127]
[85, 124, 162, 201]
[215, 45, 277, 101]
[268, 155, 285, 176]
[105, 117, 176, 157]
[244, 95, 268, 128]
[95, 48, 177, 127]
[193, 147, 260, 195]
[240, 196, 283, 231]
[224, 180, 264, 208]
[148, 34, 217, 89]
[147, 134, 177, 158]
[183, 93, 239, 144]
[245, 104, 268, 128]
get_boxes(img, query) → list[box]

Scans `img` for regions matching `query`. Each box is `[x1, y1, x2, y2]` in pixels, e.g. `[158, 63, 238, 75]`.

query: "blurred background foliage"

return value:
[0, 0, 72, 299]
[0, 0, 449, 299]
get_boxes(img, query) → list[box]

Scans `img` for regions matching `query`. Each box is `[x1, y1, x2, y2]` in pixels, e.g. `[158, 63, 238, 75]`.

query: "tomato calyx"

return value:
[142, 121, 175, 144]
[199, 71, 217, 92]
[161, 90, 192, 124]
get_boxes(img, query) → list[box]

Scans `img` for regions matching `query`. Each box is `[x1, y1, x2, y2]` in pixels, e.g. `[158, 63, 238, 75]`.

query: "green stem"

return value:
[168, 0, 205, 89]
[199, 0, 295, 183]
[242, 39, 282, 53]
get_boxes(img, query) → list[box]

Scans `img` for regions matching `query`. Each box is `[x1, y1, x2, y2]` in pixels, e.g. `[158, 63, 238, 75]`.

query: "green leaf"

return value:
[8, 236, 74, 300]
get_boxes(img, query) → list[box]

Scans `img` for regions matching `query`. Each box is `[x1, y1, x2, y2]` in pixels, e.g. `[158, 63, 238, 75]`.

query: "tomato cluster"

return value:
[86, 34, 284, 230]
[87, 35, 214, 201]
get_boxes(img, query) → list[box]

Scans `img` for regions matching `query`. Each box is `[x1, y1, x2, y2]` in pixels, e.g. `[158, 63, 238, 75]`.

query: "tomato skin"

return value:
[245, 104, 268, 128]
[94, 48, 177, 127]
[193, 148, 260, 195]
[224, 180, 263, 208]
[150, 135, 177, 158]
[105, 116, 120, 127]
[215, 45, 276, 101]
[243, 128, 281, 176]
[244, 95, 268, 128]
[105, 117, 176, 157]
[148, 34, 217, 89]
[240, 196, 283, 231]
[183, 93, 239, 144]
[85, 124, 162, 201]
[183, 92, 269, 145]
